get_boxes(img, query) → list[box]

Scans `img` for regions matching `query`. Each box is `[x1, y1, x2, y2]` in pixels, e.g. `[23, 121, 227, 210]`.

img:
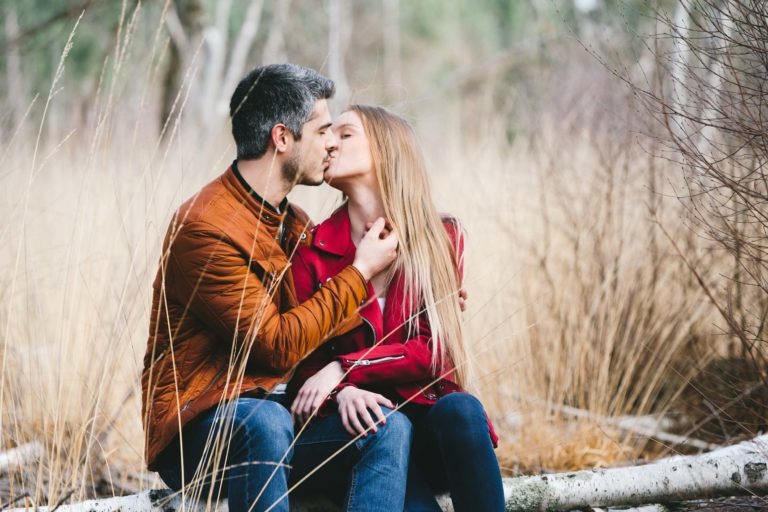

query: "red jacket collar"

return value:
[310, 203, 419, 342]
[312, 203, 353, 256]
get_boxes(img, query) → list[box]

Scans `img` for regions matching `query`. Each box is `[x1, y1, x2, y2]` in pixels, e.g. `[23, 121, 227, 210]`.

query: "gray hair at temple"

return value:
[230, 63, 335, 160]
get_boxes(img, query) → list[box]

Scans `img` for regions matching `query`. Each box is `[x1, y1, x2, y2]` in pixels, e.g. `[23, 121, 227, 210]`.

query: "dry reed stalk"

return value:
[0, 4, 744, 508]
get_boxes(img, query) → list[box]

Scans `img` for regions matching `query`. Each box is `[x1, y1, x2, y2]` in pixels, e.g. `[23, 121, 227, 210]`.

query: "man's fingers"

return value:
[365, 217, 386, 239]
[458, 287, 468, 312]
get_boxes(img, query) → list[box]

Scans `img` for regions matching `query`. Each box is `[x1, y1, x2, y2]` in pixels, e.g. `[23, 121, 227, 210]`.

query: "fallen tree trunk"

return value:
[503, 434, 768, 511]
[3, 487, 666, 512]
[8, 435, 768, 511]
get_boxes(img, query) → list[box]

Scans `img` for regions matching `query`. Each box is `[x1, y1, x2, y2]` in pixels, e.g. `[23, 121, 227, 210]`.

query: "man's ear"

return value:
[270, 124, 294, 154]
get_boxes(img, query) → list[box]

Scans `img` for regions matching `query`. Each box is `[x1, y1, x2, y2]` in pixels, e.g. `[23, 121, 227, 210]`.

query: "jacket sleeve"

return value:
[165, 220, 368, 374]
[338, 218, 465, 386]
[338, 314, 436, 385]
[286, 250, 339, 395]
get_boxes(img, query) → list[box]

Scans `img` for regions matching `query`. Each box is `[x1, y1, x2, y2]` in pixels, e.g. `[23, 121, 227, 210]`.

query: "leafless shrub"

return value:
[651, 0, 767, 378]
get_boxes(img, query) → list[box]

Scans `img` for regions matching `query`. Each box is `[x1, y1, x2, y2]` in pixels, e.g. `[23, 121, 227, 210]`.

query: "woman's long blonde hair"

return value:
[350, 105, 471, 388]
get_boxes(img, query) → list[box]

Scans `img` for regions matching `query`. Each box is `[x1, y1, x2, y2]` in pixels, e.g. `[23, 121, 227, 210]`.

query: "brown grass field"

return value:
[1, 5, 764, 508]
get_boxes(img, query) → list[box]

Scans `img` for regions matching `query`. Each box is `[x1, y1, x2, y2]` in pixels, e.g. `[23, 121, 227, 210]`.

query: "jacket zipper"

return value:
[181, 367, 227, 412]
[344, 354, 405, 366]
[360, 315, 377, 344]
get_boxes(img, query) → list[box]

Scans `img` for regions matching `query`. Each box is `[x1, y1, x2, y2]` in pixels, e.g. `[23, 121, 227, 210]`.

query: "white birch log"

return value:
[1, 488, 674, 512]
[0, 441, 43, 474]
[7, 435, 767, 511]
[502, 434, 768, 511]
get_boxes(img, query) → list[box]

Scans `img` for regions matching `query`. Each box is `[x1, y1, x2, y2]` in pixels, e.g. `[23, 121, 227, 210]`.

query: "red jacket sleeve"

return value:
[339, 217, 465, 386]
[338, 312, 437, 385]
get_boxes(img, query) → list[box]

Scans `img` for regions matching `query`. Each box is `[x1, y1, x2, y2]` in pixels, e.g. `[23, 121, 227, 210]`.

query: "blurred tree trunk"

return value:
[383, 0, 401, 101]
[668, 0, 692, 143]
[162, 0, 267, 137]
[262, 0, 291, 64]
[218, 0, 264, 119]
[328, 0, 351, 109]
[160, 0, 204, 133]
[4, 1, 25, 134]
[199, 0, 231, 125]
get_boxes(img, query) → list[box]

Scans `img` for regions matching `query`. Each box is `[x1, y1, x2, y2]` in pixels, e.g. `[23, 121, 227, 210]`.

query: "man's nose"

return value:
[325, 132, 338, 153]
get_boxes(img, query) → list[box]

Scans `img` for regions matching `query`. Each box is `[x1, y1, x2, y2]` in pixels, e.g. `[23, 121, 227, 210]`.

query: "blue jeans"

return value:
[402, 393, 505, 512]
[155, 396, 411, 512]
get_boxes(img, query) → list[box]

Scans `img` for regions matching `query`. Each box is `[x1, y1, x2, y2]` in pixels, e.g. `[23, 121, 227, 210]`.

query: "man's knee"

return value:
[357, 408, 412, 456]
[225, 399, 294, 453]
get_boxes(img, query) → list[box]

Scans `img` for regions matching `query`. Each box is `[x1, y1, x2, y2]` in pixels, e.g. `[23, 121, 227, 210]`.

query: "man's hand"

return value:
[290, 361, 344, 425]
[459, 287, 468, 312]
[335, 386, 395, 437]
[352, 218, 398, 281]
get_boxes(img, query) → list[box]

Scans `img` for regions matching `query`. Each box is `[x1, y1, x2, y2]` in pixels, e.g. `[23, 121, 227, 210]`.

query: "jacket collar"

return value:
[231, 159, 289, 214]
[312, 203, 353, 256]
[221, 166, 288, 229]
[310, 203, 419, 341]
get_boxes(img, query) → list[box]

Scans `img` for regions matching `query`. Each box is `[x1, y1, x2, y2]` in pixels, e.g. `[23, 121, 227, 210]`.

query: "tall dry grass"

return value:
[0, 10, 737, 510]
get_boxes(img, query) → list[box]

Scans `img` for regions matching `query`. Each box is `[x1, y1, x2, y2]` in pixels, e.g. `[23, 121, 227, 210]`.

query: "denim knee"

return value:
[355, 407, 412, 455]
[427, 393, 486, 432]
[379, 408, 412, 442]
[226, 399, 294, 457]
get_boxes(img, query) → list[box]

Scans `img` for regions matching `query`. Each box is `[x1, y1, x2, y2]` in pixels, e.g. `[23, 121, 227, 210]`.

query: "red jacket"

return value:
[288, 204, 498, 446]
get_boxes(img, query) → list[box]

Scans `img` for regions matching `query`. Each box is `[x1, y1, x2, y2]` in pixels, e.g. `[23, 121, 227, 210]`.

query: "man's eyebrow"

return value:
[318, 121, 333, 131]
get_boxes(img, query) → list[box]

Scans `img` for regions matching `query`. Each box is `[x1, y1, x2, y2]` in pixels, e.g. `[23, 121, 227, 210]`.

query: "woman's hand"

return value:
[335, 386, 395, 437]
[291, 361, 344, 425]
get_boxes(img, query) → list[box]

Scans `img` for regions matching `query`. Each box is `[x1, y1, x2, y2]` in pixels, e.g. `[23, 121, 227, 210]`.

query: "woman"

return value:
[288, 105, 504, 512]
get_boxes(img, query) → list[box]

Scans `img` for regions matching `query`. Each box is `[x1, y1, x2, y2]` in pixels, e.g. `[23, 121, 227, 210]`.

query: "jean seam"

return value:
[294, 436, 352, 447]
[241, 422, 256, 508]
[344, 458, 359, 511]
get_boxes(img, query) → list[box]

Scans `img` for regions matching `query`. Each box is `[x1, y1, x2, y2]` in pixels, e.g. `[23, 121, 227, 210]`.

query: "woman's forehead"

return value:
[333, 110, 363, 129]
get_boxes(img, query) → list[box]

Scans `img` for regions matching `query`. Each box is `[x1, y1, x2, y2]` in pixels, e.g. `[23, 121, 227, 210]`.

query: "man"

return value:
[142, 64, 411, 512]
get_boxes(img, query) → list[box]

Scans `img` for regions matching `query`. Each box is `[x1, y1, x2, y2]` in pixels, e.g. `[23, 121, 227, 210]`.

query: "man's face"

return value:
[286, 99, 337, 186]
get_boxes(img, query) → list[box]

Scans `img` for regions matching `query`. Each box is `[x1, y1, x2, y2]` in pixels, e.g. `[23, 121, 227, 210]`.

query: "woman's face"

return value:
[324, 110, 375, 190]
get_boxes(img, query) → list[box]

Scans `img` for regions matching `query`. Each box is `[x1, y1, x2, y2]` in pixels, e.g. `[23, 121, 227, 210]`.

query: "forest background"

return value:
[1, 0, 766, 507]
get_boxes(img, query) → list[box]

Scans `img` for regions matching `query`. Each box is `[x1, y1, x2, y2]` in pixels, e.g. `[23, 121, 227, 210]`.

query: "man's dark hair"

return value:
[230, 64, 335, 160]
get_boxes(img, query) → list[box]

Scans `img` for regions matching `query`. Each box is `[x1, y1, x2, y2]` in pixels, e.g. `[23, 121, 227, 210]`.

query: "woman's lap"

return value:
[403, 392, 505, 512]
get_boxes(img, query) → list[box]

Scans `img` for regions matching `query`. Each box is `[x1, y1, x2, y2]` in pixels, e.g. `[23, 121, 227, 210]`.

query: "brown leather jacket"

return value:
[141, 167, 367, 469]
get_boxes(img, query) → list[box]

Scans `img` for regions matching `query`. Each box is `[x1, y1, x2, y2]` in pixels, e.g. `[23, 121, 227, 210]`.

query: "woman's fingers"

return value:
[290, 391, 305, 419]
[307, 394, 325, 422]
[347, 400, 367, 436]
[292, 388, 321, 424]
[335, 387, 395, 437]
[356, 398, 379, 434]
[339, 405, 355, 436]
[366, 395, 388, 426]
[304, 390, 323, 423]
